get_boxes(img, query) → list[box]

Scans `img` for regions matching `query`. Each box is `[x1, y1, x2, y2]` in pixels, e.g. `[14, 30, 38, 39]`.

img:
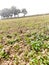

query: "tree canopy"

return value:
[0, 6, 27, 19]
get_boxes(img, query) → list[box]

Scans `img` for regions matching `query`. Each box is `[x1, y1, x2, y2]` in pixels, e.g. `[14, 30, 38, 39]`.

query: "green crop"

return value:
[0, 50, 9, 59]
[31, 41, 43, 52]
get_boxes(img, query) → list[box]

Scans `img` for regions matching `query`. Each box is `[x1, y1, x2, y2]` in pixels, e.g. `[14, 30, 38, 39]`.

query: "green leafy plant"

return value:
[0, 50, 9, 59]
[29, 58, 38, 65]
[39, 56, 49, 65]
[31, 41, 43, 52]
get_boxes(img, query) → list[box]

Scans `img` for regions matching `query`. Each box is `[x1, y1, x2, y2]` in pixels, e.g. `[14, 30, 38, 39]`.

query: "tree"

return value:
[10, 6, 17, 17]
[0, 6, 27, 19]
[22, 8, 27, 16]
[0, 9, 6, 18]
[10, 6, 21, 17]
[16, 9, 21, 17]
[0, 8, 10, 18]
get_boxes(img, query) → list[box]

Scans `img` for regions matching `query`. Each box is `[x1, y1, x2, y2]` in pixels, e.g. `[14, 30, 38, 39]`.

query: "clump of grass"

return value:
[25, 33, 31, 37]
[0, 34, 3, 42]
[0, 34, 3, 39]
[24, 36, 31, 44]
[44, 35, 49, 41]
[31, 32, 37, 35]
[24, 55, 29, 62]
[14, 54, 19, 61]
[28, 50, 35, 58]
[0, 50, 9, 60]
[39, 55, 49, 65]
[7, 35, 21, 45]
[31, 41, 43, 52]
[29, 54, 49, 65]
[7, 39, 16, 44]
[14, 55, 19, 65]
[7, 36, 21, 44]
[43, 43, 49, 49]
[25, 32, 49, 52]
[14, 44, 20, 51]
[15, 36, 21, 42]
[23, 51, 29, 62]
[35, 33, 49, 41]
[0, 43, 3, 49]
[14, 32, 17, 36]
[29, 58, 38, 65]
[7, 34, 12, 38]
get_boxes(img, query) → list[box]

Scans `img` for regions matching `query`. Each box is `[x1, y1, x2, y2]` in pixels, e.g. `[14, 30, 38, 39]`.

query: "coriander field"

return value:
[0, 15, 49, 65]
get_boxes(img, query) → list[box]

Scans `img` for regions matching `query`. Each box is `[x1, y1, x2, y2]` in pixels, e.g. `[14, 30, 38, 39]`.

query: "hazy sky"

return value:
[0, 0, 49, 15]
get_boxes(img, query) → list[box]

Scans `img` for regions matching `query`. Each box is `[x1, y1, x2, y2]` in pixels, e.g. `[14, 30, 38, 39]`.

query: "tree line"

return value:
[0, 6, 27, 19]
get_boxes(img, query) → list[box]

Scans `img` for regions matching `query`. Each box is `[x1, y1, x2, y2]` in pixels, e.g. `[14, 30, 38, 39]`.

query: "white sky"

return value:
[0, 0, 49, 15]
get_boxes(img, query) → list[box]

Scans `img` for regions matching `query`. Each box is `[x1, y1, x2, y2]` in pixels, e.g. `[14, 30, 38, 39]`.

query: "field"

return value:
[0, 15, 49, 65]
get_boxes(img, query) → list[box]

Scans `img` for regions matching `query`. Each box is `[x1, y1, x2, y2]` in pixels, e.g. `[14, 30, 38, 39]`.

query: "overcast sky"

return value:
[0, 0, 49, 15]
